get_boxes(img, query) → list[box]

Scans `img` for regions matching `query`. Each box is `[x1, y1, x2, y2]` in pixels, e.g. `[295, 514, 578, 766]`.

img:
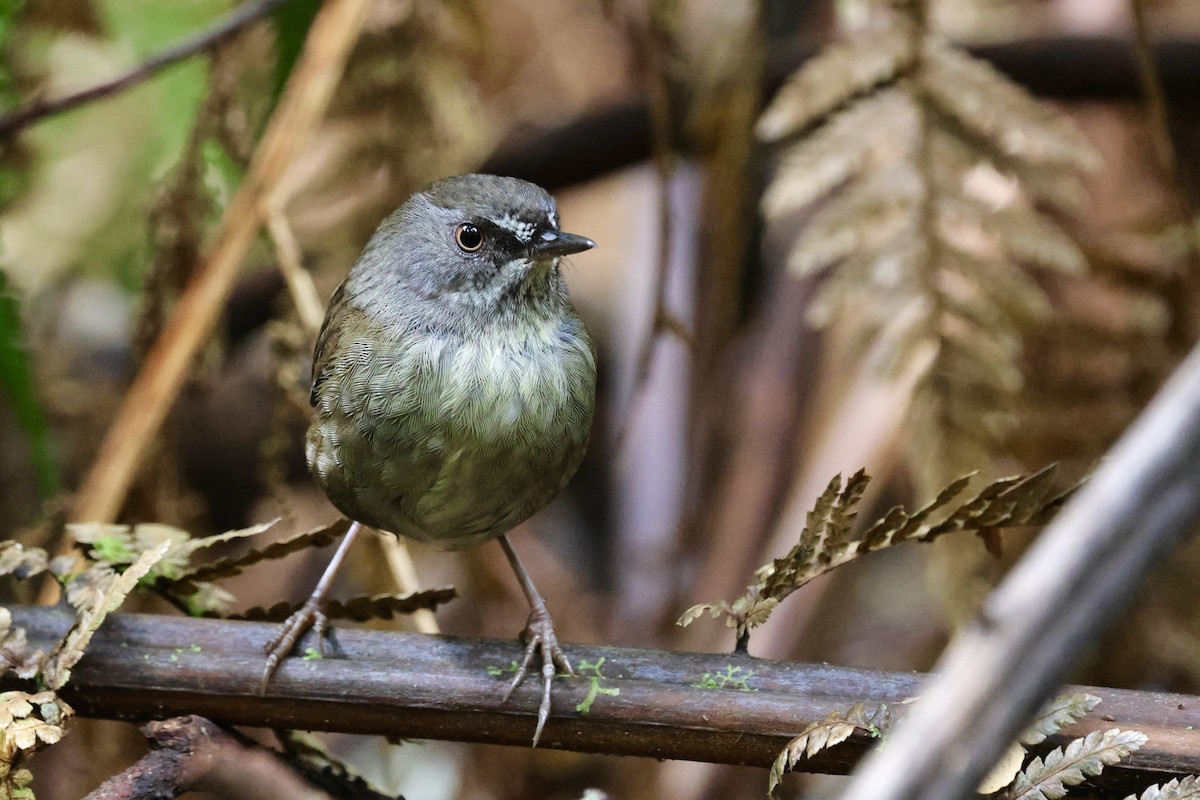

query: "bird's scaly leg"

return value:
[260, 520, 364, 693]
[498, 534, 572, 747]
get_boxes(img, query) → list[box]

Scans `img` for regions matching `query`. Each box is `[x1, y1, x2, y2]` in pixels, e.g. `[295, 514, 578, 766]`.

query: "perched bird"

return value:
[261, 174, 597, 746]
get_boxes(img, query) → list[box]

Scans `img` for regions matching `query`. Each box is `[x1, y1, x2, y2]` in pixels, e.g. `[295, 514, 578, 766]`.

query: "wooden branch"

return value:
[69, 0, 373, 526]
[7, 606, 1200, 797]
[836, 340, 1200, 800]
[0, 0, 295, 138]
[84, 715, 332, 800]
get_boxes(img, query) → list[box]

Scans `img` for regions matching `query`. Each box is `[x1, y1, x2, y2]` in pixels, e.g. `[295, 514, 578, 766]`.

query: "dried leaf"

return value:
[0, 543, 48, 581]
[768, 703, 890, 797]
[0, 690, 72, 773]
[1006, 729, 1147, 800]
[0, 609, 41, 680]
[677, 604, 717, 628]
[980, 742, 1028, 794]
[1020, 692, 1102, 746]
[43, 540, 172, 690]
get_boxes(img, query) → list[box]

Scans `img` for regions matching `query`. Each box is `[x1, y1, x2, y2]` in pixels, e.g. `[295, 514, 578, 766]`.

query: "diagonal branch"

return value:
[834, 338, 1200, 800]
[69, 0, 373, 526]
[0, 0, 295, 139]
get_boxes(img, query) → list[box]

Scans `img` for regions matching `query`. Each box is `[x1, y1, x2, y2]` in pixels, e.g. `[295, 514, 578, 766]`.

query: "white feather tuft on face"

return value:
[495, 214, 536, 243]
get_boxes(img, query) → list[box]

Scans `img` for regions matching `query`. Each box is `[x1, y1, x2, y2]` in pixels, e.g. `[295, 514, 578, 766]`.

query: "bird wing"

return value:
[310, 280, 348, 407]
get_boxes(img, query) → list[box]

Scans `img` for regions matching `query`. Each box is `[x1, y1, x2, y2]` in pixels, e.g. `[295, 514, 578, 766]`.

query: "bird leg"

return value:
[259, 520, 364, 693]
[497, 534, 572, 747]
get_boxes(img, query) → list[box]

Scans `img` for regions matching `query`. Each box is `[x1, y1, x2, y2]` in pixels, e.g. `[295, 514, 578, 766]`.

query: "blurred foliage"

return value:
[0, 273, 56, 498]
[759, 0, 1100, 490]
[269, 0, 319, 100]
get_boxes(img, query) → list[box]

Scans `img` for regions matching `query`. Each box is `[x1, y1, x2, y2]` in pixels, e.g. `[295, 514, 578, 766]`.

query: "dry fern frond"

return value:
[763, 88, 918, 218]
[768, 702, 890, 797]
[760, 2, 1100, 487]
[1004, 729, 1147, 800]
[789, 163, 922, 276]
[757, 18, 916, 141]
[43, 540, 172, 690]
[229, 588, 457, 623]
[0, 608, 40, 681]
[1019, 692, 1102, 746]
[0, 690, 72, 786]
[1123, 776, 1200, 800]
[922, 40, 1100, 171]
[172, 518, 352, 588]
[0, 542, 48, 580]
[69, 519, 279, 581]
[679, 466, 1067, 639]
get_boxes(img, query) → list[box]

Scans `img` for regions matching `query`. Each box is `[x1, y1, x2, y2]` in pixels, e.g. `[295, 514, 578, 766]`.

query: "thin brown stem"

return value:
[70, 0, 373, 526]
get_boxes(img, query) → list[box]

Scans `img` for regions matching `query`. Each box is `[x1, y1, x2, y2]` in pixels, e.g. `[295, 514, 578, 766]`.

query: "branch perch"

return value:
[7, 606, 1200, 798]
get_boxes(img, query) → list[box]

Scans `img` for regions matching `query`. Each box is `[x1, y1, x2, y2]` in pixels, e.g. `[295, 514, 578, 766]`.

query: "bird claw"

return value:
[502, 602, 572, 747]
[259, 598, 331, 694]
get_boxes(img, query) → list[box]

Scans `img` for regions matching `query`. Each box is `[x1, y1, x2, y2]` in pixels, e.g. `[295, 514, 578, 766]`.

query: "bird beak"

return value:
[528, 230, 596, 260]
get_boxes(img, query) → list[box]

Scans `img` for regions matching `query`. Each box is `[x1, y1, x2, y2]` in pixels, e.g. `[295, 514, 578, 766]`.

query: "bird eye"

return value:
[454, 223, 484, 253]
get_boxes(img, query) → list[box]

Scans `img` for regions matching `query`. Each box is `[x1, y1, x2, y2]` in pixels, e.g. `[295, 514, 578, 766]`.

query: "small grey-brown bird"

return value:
[262, 174, 597, 746]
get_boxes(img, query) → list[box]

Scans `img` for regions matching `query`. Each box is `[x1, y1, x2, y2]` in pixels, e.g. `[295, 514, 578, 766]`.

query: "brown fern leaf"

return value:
[1005, 729, 1147, 800]
[768, 702, 890, 797]
[0, 608, 41, 680]
[757, 17, 916, 142]
[1020, 692, 1102, 746]
[0, 542, 48, 580]
[44, 540, 172, 690]
[761, 2, 1100, 488]
[680, 467, 1070, 638]
[1123, 776, 1200, 800]
[228, 588, 456, 623]
[171, 518, 352, 589]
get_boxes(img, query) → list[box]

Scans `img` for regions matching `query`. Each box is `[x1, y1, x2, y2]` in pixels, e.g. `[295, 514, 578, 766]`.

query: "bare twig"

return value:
[1130, 0, 1200, 345]
[835, 338, 1200, 800]
[0, 0, 294, 139]
[263, 196, 328, 338]
[84, 715, 332, 800]
[8, 606, 1200, 795]
[70, 0, 374, 525]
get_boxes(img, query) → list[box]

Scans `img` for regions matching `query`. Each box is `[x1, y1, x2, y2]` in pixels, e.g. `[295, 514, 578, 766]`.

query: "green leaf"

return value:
[0, 270, 58, 497]
[271, 0, 320, 101]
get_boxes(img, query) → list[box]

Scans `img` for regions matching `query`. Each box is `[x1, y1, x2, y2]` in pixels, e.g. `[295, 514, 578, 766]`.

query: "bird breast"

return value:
[306, 307, 596, 547]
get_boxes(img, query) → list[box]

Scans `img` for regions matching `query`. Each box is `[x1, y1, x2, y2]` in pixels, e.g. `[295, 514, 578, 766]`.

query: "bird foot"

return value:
[502, 601, 572, 747]
[259, 597, 332, 694]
